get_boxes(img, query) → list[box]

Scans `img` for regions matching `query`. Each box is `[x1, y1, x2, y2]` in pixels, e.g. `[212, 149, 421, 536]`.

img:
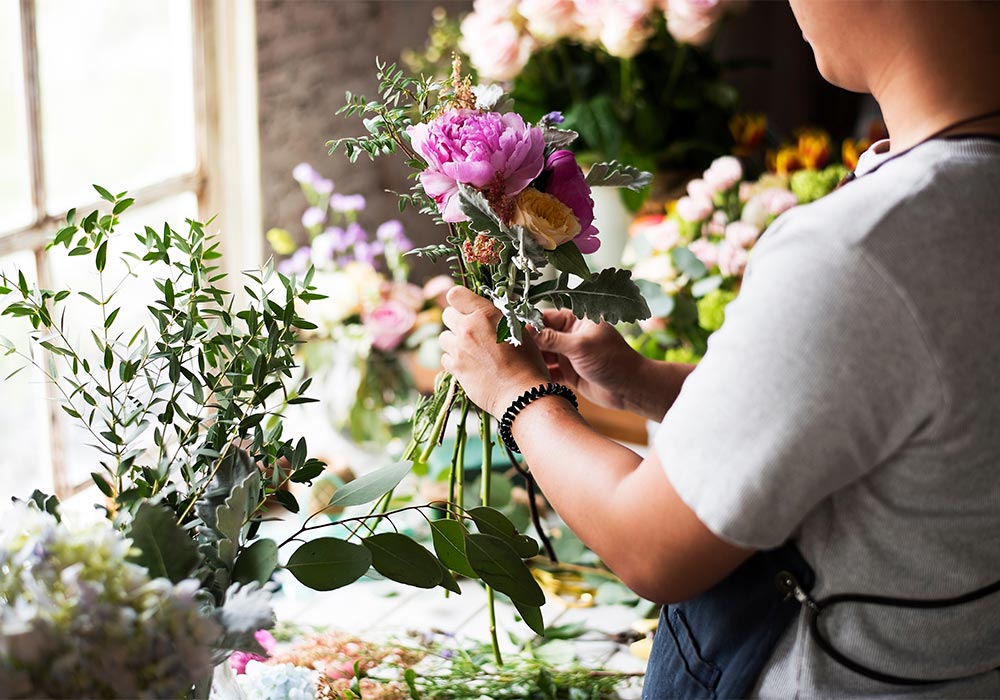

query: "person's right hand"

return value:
[531, 309, 643, 412]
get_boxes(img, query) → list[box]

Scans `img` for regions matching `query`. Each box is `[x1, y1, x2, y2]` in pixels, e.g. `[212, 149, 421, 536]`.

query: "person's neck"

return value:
[869, 34, 1000, 153]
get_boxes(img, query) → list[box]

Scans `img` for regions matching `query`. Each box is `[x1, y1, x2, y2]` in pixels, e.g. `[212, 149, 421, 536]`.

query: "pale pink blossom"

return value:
[639, 316, 667, 332]
[724, 221, 761, 249]
[686, 178, 715, 201]
[386, 281, 425, 312]
[633, 254, 679, 292]
[741, 187, 798, 229]
[738, 181, 755, 203]
[667, 0, 726, 46]
[703, 155, 743, 192]
[598, 0, 654, 58]
[470, 0, 519, 21]
[718, 240, 749, 277]
[460, 15, 535, 81]
[363, 299, 418, 352]
[521, 0, 579, 42]
[644, 218, 681, 251]
[707, 210, 728, 236]
[688, 238, 719, 270]
[422, 275, 455, 307]
[676, 195, 714, 222]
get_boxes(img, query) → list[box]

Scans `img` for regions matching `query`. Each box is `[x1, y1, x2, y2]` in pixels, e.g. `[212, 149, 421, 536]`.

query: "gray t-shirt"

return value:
[653, 137, 1000, 698]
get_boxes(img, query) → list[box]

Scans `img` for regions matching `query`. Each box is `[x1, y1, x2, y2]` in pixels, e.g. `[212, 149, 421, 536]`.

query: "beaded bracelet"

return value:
[498, 382, 579, 454]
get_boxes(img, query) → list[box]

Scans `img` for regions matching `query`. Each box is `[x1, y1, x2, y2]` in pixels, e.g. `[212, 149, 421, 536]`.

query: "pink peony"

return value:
[666, 0, 726, 46]
[230, 630, 277, 675]
[364, 299, 418, 352]
[702, 155, 743, 193]
[460, 14, 535, 82]
[724, 221, 761, 249]
[718, 240, 749, 277]
[407, 109, 545, 223]
[538, 149, 600, 253]
[688, 238, 719, 270]
[520, 0, 579, 42]
[676, 195, 714, 222]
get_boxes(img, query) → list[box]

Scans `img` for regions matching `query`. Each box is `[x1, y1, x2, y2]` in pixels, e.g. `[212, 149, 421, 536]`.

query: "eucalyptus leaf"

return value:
[546, 242, 592, 281]
[286, 538, 372, 591]
[362, 533, 442, 589]
[127, 503, 203, 583]
[232, 538, 278, 586]
[514, 600, 545, 636]
[468, 506, 539, 559]
[327, 460, 411, 508]
[635, 279, 676, 318]
[465, 533, 545, 606]
[430, 519, 477, 578]
[672, 247, 708, 281]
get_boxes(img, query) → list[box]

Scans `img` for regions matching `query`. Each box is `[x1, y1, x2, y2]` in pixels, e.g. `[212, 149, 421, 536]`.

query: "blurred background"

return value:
[0, 0, 874, 501]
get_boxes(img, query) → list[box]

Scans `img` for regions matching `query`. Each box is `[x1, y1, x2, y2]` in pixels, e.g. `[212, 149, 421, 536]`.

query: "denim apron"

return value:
[641, 542, 814, 700]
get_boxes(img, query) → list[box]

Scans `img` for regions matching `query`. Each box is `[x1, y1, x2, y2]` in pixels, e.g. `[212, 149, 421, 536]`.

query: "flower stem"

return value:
[448, 398, 470, 518]
[480, 410, 503, 666]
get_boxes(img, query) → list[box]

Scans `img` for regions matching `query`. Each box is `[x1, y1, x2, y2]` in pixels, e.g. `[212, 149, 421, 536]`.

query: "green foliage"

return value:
[285, 538, 372, 591]
[536, 269, 651, 325]
[326, 460, 412, 508]
[363, 533, 442, 589]
[127, 503, 203, 583]
[584, 160, 654, 191]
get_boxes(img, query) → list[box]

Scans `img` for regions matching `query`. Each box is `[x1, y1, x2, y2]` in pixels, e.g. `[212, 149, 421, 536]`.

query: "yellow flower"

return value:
[767, 145, 803, 176]
[795, 128, 831, 170]
[511, 188, 581, 250]
[266, 227, 297, 255]
[730, 113, 767, 156]
[841, 137, 871, 171]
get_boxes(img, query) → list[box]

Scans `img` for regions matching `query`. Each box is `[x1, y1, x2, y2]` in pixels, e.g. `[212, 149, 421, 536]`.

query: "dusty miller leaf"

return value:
[585, 161, 653, 191]
[127, 502, 203, 582]
[533, 268, 651, 325]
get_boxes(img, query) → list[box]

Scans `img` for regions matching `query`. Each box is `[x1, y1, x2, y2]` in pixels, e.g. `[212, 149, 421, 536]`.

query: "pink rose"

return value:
[702, 155, 743, 193]
[598, 0, 653, 58]
[667, 0, 726, 46]
[707, 210, 728, 236]
[520, 0, 579, 42]
[460, 14, 535, 82]
[385, 281, 425, 312]
[724, 221, 761, 249]
[718, 240, 749, 277]
[686, 178, 715, 201]
[688, 238, 719, 270]
[676, 195, 714, 222]
[364, 299, 418, 352]
[644, 218, 681, 252]
[741, 187, 798, 229]
[408, 109, 545, 223]
[538, 149, 600, 253]
[422, 275, 455, 308]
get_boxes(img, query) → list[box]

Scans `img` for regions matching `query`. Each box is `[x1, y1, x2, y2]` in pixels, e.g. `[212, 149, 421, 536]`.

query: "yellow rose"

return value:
[511, 188, 581, 250]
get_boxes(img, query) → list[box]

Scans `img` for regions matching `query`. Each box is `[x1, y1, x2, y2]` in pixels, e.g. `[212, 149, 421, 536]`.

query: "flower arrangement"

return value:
[0, 502, 271, 698]
[328, 57, 651, 662]
[409, 0, 740, 195]
[266, 165, 453, 448]
[623, 124, 867, 361]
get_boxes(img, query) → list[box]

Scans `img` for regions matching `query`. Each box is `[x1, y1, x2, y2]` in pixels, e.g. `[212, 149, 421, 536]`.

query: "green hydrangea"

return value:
[697, 289, 738, 333]
[789, 164, 850, 204]
[663, 345, 703, 365]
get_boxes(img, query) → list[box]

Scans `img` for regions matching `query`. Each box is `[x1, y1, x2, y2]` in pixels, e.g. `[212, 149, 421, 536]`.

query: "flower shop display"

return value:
[328, 56, 652, 662]
[623, 127, 864, 362]
[266, 167, 451, 451]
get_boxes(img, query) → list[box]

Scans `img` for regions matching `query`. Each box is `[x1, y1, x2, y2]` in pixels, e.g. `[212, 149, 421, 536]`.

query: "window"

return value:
[0, 0, 262, 501]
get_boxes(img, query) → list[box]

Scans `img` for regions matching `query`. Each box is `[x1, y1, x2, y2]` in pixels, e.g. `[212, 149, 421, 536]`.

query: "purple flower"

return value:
[330, 193, 367, 213]
[537, 149, 600, 253]
[376, 220, 413, 251]
[292, 163, 315, 184]
[407, 109, 545, 222]
[541, 111, 565, 126]
[301, 206, 326, 229]
[278, 247, 312, 276]
[345, 222, 367, 247]
[314, 177, 335, 195]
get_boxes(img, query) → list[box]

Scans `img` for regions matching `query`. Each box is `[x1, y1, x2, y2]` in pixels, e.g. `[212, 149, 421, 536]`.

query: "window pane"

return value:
[48, 192, 199, 489]
[0, 2, 33, 232]
[37, 0, 196, 213]
[0, 251, 54, 499]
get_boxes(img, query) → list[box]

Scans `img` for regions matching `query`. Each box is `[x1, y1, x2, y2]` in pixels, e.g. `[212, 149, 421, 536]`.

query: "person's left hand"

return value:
[440, 286, 550, 418]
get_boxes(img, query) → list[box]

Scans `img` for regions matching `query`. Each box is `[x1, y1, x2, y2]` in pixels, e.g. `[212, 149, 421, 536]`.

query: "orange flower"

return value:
[767, 145, 804, 176]
[795, 128, 831, 170]
[730, 113, 767, 156]
[841, 137, 871, 171]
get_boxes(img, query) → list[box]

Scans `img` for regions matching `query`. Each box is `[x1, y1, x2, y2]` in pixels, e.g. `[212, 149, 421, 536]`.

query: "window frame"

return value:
[1, 0, 262, 499]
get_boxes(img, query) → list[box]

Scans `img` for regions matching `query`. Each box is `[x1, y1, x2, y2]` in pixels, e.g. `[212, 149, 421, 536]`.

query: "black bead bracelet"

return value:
[498, 382, 579, 454]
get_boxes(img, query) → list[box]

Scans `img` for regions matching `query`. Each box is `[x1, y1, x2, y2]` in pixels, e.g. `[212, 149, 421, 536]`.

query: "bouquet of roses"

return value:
[266, 165, 453, 449]
[624, 123, 867, 361]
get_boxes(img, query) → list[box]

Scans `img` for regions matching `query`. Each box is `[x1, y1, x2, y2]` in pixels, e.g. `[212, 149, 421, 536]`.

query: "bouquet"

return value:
[0, 501, 271, 698]
[328, 57, 651, 661]
[624, 124, 868, 361]
[409, 0, 740, 190]
[266, 166, 453, 449]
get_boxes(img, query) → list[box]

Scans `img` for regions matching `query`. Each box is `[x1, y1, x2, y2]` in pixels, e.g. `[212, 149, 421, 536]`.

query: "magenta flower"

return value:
[407, 109, 545, 223]
[537, 149, 600, 253]
[230, 630, 277, 675]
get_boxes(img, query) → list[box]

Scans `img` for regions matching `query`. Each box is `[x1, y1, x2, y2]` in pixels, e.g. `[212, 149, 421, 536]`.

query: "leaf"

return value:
[536, 268, 650, 325]
[541, 126, 579, 150]
[362, 533, 442, 589]
[672, 247, 708, 281]
[585, 161, 653, 191]
[327, 460, 410, 508]
[127, 502, 203, 582]
[232, 538, 279, 585]
[429, 519, 476, 578]
[273, 489, 299, 514]
[286, 538, 372, 591]
[112, 197, 134, 215]
[465, 533, 545, 606]
[95, 241, 108, 272]
[514, 600, 545, 636]
[93, 184, 115, 202]
[457, 185, 504, 237]
[91, 472, 113, 497]
[435, 561, 462, 594]
[468, 506, 538, 558]
[691, 274, 723, 298]
[289, 462, 325, 484]
[545, 242, 592, 281]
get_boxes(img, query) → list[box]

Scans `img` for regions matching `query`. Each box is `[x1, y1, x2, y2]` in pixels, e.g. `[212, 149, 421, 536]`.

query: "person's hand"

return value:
[440, 286, 550, 418]
[531, 309, 643, 412]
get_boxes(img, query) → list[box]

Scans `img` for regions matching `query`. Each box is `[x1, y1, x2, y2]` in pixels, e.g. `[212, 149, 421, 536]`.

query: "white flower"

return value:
[236, 661, 319, 700]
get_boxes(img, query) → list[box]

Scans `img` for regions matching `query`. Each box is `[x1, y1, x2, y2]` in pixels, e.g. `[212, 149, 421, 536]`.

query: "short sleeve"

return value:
[653, 223, 940, 549]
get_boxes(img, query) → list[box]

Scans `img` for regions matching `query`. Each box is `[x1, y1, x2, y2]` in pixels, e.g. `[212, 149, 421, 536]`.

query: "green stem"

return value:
[448, 398, 470, 518]
[480, 410, 503, 666]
